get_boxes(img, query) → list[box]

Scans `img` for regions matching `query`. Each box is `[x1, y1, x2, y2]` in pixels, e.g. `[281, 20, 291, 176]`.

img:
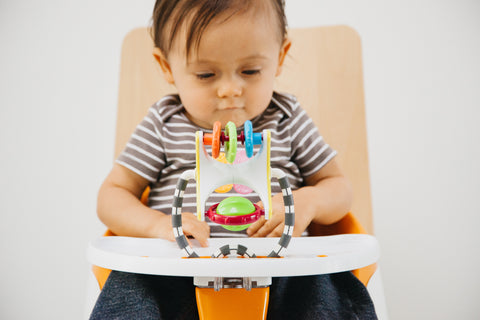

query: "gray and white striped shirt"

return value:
[117, 92, 336, 237]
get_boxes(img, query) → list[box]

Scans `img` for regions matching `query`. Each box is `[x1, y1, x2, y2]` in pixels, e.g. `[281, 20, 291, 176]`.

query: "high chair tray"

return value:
[87, 235, 379, 277]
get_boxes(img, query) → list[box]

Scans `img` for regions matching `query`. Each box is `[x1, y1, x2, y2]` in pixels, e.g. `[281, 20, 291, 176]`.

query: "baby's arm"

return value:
[97, 163, 210, 246]
[246, 158, 352, 237]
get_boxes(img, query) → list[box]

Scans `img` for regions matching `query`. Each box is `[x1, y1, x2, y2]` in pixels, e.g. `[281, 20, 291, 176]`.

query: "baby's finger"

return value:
[191, 230, 210, 247]
[251, 215, 283, 238]
[252, 223, 274, 238]
[183, 228, 210, 247]
[247, 216, 266, 236]
[267, 223, 285, 238]
[181, 215, 210, 247]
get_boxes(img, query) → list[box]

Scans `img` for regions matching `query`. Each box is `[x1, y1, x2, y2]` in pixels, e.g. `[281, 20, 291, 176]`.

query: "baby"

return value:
[91, 0, 377, 319]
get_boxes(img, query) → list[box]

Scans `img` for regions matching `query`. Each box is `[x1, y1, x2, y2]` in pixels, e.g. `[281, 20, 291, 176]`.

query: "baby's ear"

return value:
[153, 47, 175, 84]
[276, 38, 291, 77]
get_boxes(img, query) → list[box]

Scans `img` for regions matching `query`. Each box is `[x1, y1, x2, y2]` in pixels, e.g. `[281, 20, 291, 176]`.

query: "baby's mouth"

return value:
[220, 105, 243, 110]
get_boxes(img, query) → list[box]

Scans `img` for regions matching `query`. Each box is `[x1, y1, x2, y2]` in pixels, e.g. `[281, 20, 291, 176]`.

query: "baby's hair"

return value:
[150, 0, 287, 58]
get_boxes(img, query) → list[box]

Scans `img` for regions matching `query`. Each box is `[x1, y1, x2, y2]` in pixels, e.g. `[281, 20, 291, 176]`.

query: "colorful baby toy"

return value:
[171, 120, 295, 258]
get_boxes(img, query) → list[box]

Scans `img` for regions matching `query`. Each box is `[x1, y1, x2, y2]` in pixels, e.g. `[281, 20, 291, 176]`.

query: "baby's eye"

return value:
[242, 69, 261, 76]
[196, 72, 215, 80]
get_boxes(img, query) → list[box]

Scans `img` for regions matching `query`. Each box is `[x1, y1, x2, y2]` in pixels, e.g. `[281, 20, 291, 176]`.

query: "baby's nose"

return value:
[217, 78, 243, 98]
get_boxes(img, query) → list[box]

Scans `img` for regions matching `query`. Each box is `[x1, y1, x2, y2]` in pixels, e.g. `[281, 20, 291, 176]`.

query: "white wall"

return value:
[1, 1, 479, 319]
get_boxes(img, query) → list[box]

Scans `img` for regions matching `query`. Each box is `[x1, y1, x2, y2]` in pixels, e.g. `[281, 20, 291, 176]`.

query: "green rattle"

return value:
[216, 196, 256, 231]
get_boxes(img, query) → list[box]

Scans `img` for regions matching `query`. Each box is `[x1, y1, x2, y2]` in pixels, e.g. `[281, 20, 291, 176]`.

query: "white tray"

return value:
[87, 235, 379, 277]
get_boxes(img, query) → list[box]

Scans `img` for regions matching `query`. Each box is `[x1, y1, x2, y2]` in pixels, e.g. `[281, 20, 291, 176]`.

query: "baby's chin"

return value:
[187, 110, 261, 129]
[214, 111, 262, 129]
[217, 118, 250, 129]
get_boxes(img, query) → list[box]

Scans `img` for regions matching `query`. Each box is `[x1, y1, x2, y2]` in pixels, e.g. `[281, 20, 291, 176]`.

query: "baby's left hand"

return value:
[246, 191, 314, 237]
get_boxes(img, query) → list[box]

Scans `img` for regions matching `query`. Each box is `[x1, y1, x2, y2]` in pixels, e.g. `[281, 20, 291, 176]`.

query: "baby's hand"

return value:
[246, 192, 313, 238]
[155, 213, 210, 247]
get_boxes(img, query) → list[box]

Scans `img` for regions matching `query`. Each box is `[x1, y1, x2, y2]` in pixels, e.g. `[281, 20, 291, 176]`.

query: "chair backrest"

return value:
[114, 26, 373, 234]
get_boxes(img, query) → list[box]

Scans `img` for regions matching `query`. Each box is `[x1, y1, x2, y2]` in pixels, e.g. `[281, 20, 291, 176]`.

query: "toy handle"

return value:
[171, 170, 200, 258]
[267, 168, 295, 257]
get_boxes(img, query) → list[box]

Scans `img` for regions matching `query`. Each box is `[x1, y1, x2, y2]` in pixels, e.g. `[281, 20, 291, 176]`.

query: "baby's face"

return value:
[164, 9, 289, 129]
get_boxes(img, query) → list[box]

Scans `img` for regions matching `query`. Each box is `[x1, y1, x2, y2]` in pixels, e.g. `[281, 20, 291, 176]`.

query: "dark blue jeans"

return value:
[90, 271, 377, 319]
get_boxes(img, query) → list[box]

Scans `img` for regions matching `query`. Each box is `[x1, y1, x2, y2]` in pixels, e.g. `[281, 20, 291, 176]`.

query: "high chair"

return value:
[86, 25, 388, 319]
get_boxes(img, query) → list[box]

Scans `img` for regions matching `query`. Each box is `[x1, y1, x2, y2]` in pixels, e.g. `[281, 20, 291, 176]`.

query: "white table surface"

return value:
[87, 235, 379, 277]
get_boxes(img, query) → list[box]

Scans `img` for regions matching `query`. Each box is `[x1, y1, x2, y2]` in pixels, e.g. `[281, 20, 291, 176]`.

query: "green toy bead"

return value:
[224, 121, 237, 163]
[217, 196, 255, 231]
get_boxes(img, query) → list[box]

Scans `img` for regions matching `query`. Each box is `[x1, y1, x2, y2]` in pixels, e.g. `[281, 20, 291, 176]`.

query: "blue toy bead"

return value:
[253, 133, 262, 146]
[244, 120, 254, 158]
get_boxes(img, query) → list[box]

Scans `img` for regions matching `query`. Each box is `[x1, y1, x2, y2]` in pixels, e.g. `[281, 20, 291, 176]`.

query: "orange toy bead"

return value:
[203, 134, 213, 145]
[211, 121, 222, 159]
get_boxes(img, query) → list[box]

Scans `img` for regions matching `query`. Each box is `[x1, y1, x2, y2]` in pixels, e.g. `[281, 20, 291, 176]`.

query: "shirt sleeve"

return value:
[116, 105, 166, 182]
[289, 101, 337, 179]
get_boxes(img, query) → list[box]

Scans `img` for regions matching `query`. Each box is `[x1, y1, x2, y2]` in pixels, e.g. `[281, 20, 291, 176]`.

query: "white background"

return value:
[1, 0, 479, 319]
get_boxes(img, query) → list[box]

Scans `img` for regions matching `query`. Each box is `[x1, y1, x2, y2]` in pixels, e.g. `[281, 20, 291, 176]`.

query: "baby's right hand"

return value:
[155, 213, 210, 247]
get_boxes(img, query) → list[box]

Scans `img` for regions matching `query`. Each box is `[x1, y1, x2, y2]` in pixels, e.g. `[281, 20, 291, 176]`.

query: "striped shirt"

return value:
[117, 92, 337, 237]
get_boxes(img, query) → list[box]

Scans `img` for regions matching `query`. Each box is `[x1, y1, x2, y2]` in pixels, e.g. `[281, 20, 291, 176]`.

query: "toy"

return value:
[171, 120, 295, 258]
